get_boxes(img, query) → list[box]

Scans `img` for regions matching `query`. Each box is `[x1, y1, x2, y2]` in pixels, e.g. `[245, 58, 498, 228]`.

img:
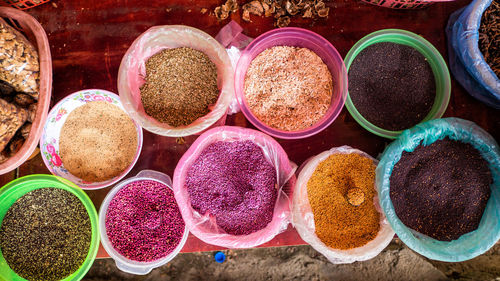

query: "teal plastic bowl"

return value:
[376, 118, 500, 261]
[0, 175, 100, 281]
[345, 29, 451, 139]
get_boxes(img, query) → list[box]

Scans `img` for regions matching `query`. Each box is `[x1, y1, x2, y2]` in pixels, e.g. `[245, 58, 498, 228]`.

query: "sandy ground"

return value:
[83, 240, 500, 281]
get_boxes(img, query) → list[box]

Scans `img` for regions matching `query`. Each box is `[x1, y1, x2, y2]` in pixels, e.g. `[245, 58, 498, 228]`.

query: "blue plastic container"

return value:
[446, 0, 500, 108]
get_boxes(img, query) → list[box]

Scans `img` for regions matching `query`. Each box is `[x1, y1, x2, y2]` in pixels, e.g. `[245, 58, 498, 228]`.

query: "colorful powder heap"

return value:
[186, 140, 277, 235]
[105, 180, 185, 262]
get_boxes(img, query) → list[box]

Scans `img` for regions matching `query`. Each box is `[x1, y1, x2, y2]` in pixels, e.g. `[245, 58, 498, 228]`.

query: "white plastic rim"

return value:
[99, 170, 189, 275]
[292, 146, 395, 264]
[39, 89, 143, 190]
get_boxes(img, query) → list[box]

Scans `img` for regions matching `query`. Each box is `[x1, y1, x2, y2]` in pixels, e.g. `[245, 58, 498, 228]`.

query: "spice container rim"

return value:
[234, 27, 348, 139]
[376, 117, 500, 262]
[292, 146, 395, 263]
[0, 174, 99, 281]
[344, 29, 451, 139]
[99, 170, 189, 275]
[0, 7, 52, 175]
[117, 24, 234, 137]
[39, 89, 144, 190]
[173, 125, 297, 248]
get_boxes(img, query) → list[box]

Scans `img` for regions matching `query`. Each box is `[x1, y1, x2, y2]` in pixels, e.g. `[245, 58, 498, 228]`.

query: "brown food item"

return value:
[140, 47, 219, 127]
[0, 98, 28, 152]
[59, 101, 138, 182]
[307, 153, 380, 250]
[13, 93, 35, 107]
[27, 103, 36, 123]
[228, 0, 330, 27]
[0, 80, 15, 96]
[347, 187, 365, 206]
[0, 21, 39, 99]
[8, 135, 24, 156]
[243, 1, 265, 17]
[214, 0, 239, 20]
[20, 123, 31, 139]
[276, 16, 291, 27]
[0, 150, 8, 163]
[244, 46, 332, 131]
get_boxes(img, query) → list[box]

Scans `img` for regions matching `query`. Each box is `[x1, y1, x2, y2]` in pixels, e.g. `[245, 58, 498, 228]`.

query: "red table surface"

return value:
[0, 0, 498, 259]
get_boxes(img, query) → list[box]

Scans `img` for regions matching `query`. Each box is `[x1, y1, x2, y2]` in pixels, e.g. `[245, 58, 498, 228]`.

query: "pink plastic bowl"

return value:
[234, 27, 348, 139]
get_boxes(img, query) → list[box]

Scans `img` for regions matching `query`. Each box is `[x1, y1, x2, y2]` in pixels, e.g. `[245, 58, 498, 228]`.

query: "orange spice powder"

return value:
[307, 153, 380, 250]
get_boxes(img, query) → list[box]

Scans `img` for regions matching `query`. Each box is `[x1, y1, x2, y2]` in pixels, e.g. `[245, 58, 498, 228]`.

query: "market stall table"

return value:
[0, 0, 498, 259]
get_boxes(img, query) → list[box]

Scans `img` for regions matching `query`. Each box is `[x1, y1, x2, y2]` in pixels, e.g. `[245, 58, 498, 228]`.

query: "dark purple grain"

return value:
[105, 180, 185, 262]
[185, 140, 277, 235]
[390, 138, 492, 241]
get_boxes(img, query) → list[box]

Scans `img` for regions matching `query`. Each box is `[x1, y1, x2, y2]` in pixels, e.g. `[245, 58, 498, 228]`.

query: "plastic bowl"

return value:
[99, 170, 189, 275]
[0, 175, 99, 281]
[173, 126, 297, 248]
[0, 7, 52, 174]
[40, 89, 143, 190]
[292, 146, 395, 264]
[234, 27, 348, 139]
[344, 29, 451, 139]
[376, 118, 500, 261]
[117, 25, 234, 137]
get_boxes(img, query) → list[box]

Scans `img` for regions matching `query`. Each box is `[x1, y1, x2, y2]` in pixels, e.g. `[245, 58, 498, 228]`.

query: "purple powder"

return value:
[105, 180, 185, 262]
[185, 140, 277, 235]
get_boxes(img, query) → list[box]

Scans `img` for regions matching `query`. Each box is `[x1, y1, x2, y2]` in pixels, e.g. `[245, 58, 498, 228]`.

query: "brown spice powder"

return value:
[59, 101, 138, 182]
[140, 47, 219, 127]
[244, 46, 333, 131]
[307, 153, 380, 250]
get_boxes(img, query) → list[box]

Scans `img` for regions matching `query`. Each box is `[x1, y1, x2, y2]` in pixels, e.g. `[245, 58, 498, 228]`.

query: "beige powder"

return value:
[59, 101, 138, 182]
[244, 46, 333, 131]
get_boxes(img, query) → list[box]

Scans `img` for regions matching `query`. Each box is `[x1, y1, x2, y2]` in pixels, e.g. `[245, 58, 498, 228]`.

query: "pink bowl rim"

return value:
[234, 27, 348, 140]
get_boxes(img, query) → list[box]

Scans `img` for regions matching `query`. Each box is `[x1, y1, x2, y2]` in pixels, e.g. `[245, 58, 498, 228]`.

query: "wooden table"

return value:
[0, 0, 498, 259]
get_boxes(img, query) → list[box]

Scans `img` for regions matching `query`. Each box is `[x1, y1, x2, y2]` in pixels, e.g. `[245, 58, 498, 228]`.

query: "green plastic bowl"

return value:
[0, 175, 99, 281]
[344, 29, 451, 139]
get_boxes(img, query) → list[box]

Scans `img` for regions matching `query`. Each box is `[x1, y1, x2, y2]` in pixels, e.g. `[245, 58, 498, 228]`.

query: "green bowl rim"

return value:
[344, 29, 451, 139]
[0, 175, 100, 281]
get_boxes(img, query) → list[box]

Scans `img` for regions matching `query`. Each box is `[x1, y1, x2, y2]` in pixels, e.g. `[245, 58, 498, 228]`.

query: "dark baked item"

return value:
[0, 98, 28, 152]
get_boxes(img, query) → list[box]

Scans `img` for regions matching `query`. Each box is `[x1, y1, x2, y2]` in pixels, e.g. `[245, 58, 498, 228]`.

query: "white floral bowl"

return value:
[40, 89, 143, 190]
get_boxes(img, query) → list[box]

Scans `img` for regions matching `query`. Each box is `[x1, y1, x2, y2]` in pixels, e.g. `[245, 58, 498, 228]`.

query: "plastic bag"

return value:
[215, 20, 253, 114]
[0, 19, 39, 99]
[117, 25, 234, 137]
[292, 146, 395, 264]
[376, 117, 500, 262]
[446, 0, 500, 109]
[173, 126, 297, 248]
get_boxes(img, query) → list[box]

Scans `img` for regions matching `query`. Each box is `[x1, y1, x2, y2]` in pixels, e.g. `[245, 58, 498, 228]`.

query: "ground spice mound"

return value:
[390, 138, 492, 241]
[59, 101, 138, 182]
[0, 188, 91, 281]
[479, 0, 499, 78]
[348, 42, 436, 131]
[105, 180, 185, 262]
[140, 47, 219, 127]
[244, 46, 333, 131]
[185, 140, 277, 235]
[307, 153, 380, 250]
